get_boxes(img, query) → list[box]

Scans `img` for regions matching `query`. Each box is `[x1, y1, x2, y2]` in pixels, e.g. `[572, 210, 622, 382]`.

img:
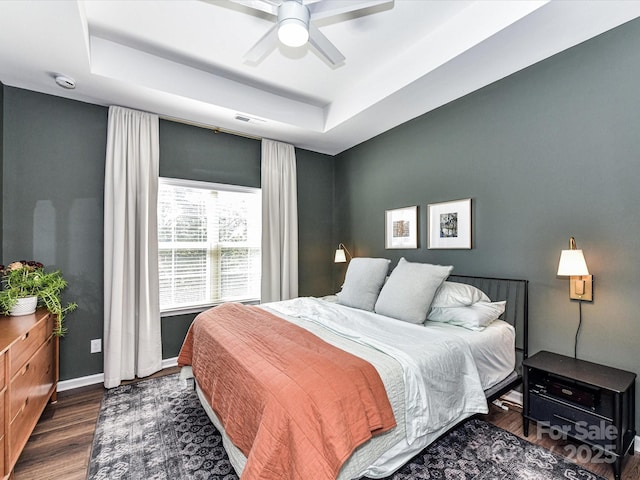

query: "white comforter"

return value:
[264, 297, 489, 478]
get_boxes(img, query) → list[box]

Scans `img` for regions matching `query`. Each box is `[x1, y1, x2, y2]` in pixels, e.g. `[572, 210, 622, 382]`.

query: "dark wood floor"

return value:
[13, 369, 640, 480]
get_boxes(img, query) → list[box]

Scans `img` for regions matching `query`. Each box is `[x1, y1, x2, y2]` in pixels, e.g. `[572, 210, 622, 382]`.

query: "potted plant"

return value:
[0, 260, 77, 336]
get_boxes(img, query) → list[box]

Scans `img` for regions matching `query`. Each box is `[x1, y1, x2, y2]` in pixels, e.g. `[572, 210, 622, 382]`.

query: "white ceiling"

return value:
[1, 0, 639, 155]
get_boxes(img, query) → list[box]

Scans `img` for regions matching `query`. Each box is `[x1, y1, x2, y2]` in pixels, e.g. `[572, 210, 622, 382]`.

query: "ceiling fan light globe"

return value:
[278, 19, 309, 47]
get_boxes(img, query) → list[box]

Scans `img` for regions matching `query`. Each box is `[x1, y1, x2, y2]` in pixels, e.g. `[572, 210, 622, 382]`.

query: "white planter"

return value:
[10, 296, 38, 316]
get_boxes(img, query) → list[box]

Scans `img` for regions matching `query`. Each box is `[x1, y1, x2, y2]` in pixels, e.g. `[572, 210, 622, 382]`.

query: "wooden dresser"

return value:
[0, 309, 58, 479]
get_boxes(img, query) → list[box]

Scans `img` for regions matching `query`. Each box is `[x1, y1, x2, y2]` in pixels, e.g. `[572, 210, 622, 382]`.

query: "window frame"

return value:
[158, 177, 261, 316]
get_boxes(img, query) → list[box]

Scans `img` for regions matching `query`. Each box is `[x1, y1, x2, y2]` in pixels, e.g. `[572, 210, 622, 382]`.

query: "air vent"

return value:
[234, 113, 266, 123]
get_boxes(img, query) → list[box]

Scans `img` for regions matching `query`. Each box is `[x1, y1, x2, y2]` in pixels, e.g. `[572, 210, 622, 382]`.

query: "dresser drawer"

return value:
[0, 352, 5, 391]
[9, 313, 53, 379]
[9, 336, 55, 423]
[0, 390, 4, 442]
[0, 434, 4, 479]
[8, 339, 55, 468]
[530, 393, 617, 448]
[8, 372, 53, 468]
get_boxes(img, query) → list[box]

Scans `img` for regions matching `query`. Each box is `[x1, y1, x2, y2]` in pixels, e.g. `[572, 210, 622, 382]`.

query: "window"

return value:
[158, 178, 261, 313]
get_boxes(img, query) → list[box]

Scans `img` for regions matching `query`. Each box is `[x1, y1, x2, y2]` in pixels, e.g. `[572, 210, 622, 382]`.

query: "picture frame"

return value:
[385, 206, 418, 249]
[427, 198, 472, 249]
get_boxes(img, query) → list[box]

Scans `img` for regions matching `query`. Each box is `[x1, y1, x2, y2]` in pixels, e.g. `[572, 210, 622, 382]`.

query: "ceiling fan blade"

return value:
[244, 24, 279, 63]
[308, 23, 345, 67]
[307, 0, 393, 20]
[228, 0, 279, 16]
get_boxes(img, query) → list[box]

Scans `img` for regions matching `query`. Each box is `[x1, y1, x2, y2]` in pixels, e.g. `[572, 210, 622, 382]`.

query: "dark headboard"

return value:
[448, 275, 529, 392]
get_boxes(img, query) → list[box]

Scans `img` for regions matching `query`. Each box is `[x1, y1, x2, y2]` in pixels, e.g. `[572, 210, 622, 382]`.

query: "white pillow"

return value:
[374, 258, 453, 324]
[427, 301, 506, 331]
[337, 257, 391, 311]
[431, 281, 490, 308]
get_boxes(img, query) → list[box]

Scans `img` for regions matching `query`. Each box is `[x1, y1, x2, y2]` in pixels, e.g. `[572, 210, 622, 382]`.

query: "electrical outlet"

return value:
[91, 338, 102, 354]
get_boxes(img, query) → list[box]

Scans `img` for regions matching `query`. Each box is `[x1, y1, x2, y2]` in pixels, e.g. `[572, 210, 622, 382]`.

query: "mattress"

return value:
[183, 297, 515, 479]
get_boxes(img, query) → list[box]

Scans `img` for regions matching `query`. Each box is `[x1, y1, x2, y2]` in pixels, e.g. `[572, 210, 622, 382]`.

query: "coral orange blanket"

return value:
[178, 302, 395, 480]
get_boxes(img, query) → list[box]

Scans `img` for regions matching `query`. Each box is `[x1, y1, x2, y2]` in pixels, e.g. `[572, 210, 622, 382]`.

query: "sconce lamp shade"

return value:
[334, 248, 347, 263]
[557, 236, 593, 304]
[557, 249, 589, 276]
[334, 243, 351, 263]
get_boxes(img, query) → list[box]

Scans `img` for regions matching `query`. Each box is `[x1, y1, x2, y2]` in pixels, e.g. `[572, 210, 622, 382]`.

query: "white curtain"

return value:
[103, 106, 162, 389]
[261, 139, 299, 302]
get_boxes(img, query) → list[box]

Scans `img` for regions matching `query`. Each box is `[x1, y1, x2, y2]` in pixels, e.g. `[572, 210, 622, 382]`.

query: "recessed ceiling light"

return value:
[55, 75, 76, 89]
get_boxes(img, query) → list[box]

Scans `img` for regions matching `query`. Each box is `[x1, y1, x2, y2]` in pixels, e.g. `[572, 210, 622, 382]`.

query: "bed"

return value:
[178, 258, 528, 480]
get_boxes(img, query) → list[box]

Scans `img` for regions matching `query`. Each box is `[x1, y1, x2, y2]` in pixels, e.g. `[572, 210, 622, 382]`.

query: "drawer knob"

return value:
[19, 397, 30, 414]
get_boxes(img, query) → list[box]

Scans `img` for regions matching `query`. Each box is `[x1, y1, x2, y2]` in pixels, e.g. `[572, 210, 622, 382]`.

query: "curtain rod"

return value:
[160, 115, 262, 141]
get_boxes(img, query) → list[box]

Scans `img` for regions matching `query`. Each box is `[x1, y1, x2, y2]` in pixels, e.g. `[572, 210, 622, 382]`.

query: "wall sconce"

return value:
[557, 236, 593, 358]
[334, 243, 352, 263]
[557, 237, 593, 302]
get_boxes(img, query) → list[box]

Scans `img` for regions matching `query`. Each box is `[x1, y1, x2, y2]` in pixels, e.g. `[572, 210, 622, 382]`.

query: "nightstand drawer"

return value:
[530, 393, 617, 448]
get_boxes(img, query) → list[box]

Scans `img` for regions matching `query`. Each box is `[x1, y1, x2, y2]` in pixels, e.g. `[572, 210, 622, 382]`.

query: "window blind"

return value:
[158, 178, 261, 313]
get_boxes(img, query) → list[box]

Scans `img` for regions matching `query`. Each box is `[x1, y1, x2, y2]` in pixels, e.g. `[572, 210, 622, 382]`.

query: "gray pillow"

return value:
[337, 257, 391, 311]
[374, 258, 453, 323]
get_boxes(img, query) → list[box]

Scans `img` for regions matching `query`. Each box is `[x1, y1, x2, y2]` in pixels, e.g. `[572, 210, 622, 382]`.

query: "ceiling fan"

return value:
[229, 0, 393, 66]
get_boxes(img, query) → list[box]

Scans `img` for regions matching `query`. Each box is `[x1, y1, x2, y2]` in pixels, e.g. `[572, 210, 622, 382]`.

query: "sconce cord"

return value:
[574, 300, 583, 358]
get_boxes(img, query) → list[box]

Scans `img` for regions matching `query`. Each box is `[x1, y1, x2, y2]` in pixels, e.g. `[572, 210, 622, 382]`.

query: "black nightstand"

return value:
[523, 351, 636, 480]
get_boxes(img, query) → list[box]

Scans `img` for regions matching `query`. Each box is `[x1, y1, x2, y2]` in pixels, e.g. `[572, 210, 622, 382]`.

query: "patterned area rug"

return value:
[87, 373, 606, 480]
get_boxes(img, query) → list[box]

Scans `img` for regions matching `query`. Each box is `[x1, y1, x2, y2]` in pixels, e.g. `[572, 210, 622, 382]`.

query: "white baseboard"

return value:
[57, 356, 179, 392]
[499, 389, 640, 454]
[58, 372, 105, 392]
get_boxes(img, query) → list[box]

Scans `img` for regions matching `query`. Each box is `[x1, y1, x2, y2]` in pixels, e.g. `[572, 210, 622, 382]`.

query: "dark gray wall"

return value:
[335, 19, 640, 428]
[159, 120, 261, 187]
[1, 92, 335, 372]
[296, 149, 335, 298]
[2, 87, 107, 380]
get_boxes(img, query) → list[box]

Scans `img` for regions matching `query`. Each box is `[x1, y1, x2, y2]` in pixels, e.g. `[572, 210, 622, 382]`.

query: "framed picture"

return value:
[427, 198, 472, 249]
[385, 206, 418, 249]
